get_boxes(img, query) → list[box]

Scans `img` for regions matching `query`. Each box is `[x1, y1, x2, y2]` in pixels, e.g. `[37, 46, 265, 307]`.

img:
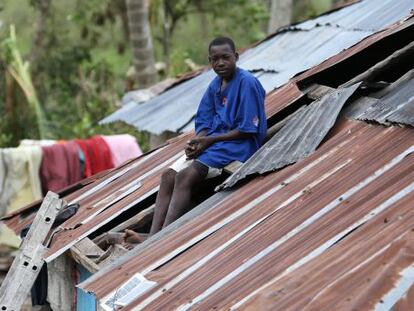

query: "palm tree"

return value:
[267, 0, 293, 34]
[126, 0, 157, 88]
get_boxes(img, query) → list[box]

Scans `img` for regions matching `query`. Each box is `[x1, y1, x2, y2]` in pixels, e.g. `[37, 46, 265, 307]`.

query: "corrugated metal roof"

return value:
[3, 5, 414, 311]
[100, 0, 414, 135]
[296, 0, 414, 31]
[3, 133, 193, 262]
[79, 120, 414, 310]
[221, 83, 360, 189]
[77, 22, 414, 310]
[356, 77, 414, 126]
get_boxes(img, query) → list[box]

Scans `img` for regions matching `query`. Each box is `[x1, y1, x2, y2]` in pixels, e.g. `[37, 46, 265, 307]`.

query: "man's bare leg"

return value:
[162, 162, 208, 228]
[149, 169, 176, 235]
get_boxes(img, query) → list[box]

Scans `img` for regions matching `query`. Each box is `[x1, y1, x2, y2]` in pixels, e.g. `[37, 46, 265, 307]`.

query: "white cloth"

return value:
[0, 146, 43, 247]
[169, 155, 222, 179]
[0, 146, 43, 213]
[19, 139, 56, 147]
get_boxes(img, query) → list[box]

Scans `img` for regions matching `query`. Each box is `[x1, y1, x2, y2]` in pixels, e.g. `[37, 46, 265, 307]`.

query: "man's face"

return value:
[209, 44, 238, 80]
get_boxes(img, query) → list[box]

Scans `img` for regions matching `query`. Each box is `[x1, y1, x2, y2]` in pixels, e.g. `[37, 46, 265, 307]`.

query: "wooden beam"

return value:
[0, 192, 64, 311]
[97, 245, 128, 267]
[70, 238, 104, 274]
[47, 253, 75, 311]
[223, 161, 243, 174]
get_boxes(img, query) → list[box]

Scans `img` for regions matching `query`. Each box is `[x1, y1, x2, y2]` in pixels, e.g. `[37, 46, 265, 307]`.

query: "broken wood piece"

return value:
[70, 238, 104, 273]
[223, 161, 243, 174]
[93, 232, 124, 249]
[71, 247, 100, 274]
[71, 237, 104, 258]
[47, 253, 74, 311]
[0, 191, 64, 311]
[96, 244, 128, 267]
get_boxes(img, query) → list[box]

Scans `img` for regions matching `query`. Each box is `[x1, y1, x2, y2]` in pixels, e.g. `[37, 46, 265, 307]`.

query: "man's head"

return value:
[208, 37, 239, 81]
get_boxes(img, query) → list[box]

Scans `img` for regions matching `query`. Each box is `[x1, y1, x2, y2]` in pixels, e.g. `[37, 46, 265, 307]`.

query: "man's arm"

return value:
[185, 129, 253, 159]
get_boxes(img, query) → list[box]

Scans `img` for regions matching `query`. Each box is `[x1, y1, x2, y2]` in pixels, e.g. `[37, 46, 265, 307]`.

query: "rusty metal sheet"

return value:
[42, 134, 192, 262]
[357, 77, 414, 126]
[241, 222, 414, 311]
[221, 84, 360, 189]
[2, 133, 192, 263]
[78, 121, 414, 311]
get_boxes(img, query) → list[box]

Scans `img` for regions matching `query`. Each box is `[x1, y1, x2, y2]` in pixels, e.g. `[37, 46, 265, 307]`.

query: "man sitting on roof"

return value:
[123, 37, 267, 246]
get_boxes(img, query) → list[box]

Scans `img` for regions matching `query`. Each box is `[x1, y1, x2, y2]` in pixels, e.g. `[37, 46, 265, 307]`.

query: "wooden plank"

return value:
[0, 191, 64, 311]
[72, 237, 104, 258]
[223, 162, 243, 174]
[70, 244, 101, 274]
[94, 232, 124, 248]
[47, 253, 75, 311]
[98, 245, 128, 268]
[0, 245, 47, 311]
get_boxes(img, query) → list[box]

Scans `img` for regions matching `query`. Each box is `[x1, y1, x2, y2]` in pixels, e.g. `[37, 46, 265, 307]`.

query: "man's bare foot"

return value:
[121, 229, 146, 250]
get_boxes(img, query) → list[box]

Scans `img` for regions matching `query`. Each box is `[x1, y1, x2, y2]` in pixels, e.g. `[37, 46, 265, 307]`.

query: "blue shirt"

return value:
[195, 68, 267, 168]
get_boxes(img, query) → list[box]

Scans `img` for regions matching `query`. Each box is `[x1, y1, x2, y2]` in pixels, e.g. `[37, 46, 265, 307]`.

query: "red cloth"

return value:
[40, 141, 82, 194]
[64, 141, 82, 185]
[75, 139, 92, 178]
[88, 136, 114, 175]
[75, 136, 114, 177]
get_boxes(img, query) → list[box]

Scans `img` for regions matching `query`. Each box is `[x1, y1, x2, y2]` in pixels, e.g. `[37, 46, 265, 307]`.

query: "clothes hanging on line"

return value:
[0, 146, 43, 247]
[102, 134, 143, 167]
[40, 141, 82, 194]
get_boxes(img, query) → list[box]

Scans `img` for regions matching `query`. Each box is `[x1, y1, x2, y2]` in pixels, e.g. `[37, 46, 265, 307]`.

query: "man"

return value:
[123, 37, 266, 246]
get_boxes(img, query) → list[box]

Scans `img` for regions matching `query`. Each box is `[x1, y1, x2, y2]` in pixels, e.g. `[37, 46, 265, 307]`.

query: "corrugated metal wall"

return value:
[77, 265, 97, 311]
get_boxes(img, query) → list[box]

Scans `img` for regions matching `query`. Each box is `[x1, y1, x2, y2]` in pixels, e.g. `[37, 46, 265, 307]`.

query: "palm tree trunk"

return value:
[267, 0, 293, 34]
[126, 0, 157, 88]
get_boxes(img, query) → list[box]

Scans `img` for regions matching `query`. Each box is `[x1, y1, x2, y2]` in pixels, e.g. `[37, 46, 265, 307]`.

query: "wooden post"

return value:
[0, 192, 64, 311]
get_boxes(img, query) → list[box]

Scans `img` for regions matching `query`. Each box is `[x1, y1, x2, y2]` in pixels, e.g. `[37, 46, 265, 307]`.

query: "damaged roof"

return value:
[73, 19, 414, 311]
[356, 74, 414, 126]
[79, 120, 414, 310]
[220, 83, 360, 189]
[3, 2, 414, 311]
[100, 0, 414, 135]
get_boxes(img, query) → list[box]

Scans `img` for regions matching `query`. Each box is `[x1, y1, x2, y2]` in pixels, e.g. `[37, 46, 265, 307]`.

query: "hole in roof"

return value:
[297, 23, 414, 89]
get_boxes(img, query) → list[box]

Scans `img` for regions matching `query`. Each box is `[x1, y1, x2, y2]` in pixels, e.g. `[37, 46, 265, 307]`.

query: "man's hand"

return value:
[184, 129, 253, 160]
[185, 137, 212, 159]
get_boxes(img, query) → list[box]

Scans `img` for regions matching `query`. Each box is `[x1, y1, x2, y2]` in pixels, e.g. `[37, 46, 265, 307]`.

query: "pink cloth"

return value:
[102, 135, 142, 167]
